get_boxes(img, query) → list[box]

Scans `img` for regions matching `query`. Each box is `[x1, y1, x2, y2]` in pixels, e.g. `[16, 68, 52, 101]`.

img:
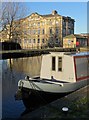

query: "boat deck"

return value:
[30, 76, 69, 84]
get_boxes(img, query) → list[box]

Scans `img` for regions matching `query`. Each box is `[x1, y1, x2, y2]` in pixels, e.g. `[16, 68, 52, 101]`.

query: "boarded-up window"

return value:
[58, 57, 62, 71]
[52, 57, 55, 71]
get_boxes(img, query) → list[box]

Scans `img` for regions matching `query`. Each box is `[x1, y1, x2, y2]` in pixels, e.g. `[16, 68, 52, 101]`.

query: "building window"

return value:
[33, 30, 36, 34]
[42, 39, 45, 43]
[56, 39, 59, 43]
[38, 22, 40, 26]
[50, 28, 52, 34]
[58, 57, 62, 71]
[24, 31, 27, 34]
[24, 39, 27, 43]
[71, 30, 73, 34]
[68, 29, 70, 34]
[29, 39, 31, 43]
[56, 28, 59, 34]
[68, 40, 71, 44]
[50, 21, 52, 25]
[38, 39, 40, 43]
[42, 29, 45, 34]
[42, 22, 45, 25]
[38, 29, 40, 34]
[63, 29, 66, 34]
[30, 30, 32, 34]
[63, 21, 66, 26]
[28, 30, 31, 34]
[33, 39, 35, 43]
[52, 57, 56, 71]
[68, 22, 70, 27]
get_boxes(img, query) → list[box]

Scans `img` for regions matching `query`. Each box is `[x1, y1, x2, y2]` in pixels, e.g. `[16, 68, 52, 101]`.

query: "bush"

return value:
[1, 41, 21, 50]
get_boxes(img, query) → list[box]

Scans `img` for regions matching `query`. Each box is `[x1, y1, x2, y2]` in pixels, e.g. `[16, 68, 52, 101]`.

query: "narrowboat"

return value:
[15, 52, 89, 109]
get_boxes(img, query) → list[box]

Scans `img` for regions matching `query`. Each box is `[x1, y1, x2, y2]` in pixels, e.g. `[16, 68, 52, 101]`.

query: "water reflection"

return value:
[2, 56, 42, 119]
[0, 60, 2, 120]
[7, 56, 42, 77]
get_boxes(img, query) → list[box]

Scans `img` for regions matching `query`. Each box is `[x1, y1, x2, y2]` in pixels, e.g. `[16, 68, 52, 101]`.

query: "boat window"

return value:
[58, 57, 62, 71]
[52, 57, 56, 71]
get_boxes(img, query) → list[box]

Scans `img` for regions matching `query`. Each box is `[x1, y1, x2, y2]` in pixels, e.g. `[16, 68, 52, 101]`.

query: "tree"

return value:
[1, 2, 29, 43]
[45, 33, 60, 48]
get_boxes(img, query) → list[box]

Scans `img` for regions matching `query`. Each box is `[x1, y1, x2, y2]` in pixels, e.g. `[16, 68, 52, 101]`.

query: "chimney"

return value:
[52, 10, 58, 15]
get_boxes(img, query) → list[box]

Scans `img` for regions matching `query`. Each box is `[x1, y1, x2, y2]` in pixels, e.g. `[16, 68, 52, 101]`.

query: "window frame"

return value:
[38, 38, 40, 43]
[52, 56, 56, 71]
[58, 57, 62, 72]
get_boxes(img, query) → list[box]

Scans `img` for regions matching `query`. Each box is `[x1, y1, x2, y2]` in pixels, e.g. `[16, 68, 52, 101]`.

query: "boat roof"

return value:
[50, 52, 89, 57]
[65, 52, 89, 57]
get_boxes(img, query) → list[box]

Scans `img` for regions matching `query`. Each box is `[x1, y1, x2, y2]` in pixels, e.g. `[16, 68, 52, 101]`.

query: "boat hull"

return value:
[15, 78, 88, 110]
[21, 88, 70, 110]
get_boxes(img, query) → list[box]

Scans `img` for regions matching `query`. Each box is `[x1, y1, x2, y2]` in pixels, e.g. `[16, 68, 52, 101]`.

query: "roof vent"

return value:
[52, 10, 58, 15]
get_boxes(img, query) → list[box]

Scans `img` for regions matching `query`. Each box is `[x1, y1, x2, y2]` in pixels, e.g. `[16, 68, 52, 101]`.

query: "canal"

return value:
[1, 56, 42, 119]
[1, 51, 89, 119]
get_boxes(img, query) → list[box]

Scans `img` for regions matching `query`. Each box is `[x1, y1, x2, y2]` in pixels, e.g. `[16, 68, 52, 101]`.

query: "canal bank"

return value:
[0, 47, 89, 60]
[20, 84, 89, 119]
[0, 48, 76, 59]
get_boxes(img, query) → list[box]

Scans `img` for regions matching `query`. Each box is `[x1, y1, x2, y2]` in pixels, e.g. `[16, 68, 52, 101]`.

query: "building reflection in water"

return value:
[2, 55, 42, 118]
[7, 55, 42, 77]
[0, 60, 2, 120]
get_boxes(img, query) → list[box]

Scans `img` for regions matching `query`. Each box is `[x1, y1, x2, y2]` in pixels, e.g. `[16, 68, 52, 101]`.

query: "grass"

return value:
[43, 96, 89, 120]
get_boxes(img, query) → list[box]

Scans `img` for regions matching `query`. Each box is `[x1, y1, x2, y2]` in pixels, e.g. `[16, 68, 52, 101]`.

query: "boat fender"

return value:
[19, 80, 24, 87]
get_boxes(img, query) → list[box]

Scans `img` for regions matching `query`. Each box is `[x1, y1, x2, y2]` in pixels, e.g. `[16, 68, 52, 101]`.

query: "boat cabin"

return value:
[40, 52, 89, 83]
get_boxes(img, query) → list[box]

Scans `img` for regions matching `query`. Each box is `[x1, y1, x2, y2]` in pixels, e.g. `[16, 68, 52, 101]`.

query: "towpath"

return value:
[20, 84, 89, 119]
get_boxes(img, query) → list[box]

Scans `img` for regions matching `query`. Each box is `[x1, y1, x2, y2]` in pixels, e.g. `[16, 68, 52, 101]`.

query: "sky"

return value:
[22, 2, 87, 34]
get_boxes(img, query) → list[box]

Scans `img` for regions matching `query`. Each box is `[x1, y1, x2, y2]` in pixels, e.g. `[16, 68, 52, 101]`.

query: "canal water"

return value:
[1, 56, 42, 119]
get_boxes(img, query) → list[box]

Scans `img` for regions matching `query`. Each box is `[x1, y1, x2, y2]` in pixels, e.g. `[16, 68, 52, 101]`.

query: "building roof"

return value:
[28, 10, 61, 18]
[80, 33, 89, 37]
[21, 10, 74, 21]
[74, 34, 87, 38]
[64, 34, 87, 39]
[42, 14, 61, 18]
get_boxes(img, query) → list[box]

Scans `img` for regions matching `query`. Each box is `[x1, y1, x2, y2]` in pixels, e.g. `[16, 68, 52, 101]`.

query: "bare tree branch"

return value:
[0, 2, 30, 43]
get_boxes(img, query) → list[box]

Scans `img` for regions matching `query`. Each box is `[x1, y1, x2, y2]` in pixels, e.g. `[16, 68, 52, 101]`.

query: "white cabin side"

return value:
[40, 54, 52, 80]
[40, 52, 76, 83]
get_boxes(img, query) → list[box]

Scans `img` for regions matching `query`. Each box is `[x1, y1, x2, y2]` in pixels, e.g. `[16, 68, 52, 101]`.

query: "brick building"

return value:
[0, 10, 75, 49]
[63, 34, 88, 48]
